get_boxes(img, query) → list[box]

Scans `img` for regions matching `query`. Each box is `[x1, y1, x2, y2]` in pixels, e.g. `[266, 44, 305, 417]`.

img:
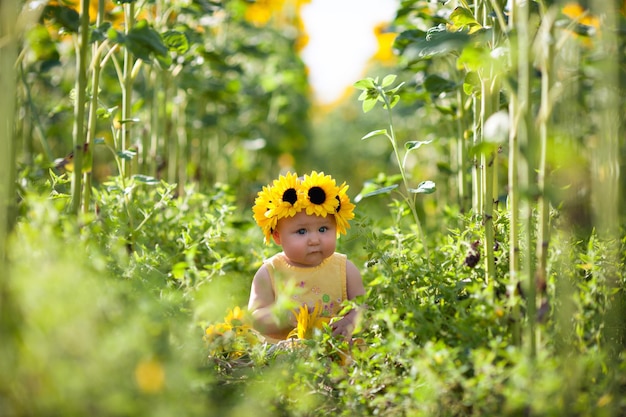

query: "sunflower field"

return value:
[1, 0, 625, 416]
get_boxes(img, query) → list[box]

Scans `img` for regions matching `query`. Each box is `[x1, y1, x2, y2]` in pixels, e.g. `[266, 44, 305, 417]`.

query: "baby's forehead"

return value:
[280, 212, 336, 227]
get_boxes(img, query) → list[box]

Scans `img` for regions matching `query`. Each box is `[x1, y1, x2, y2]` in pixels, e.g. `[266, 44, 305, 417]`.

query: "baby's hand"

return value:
[330, 313, 356, 340]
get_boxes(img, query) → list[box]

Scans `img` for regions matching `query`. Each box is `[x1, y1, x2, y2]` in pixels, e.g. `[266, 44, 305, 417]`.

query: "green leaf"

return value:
[118, 149, 137, 160]
[107, 28, 125, 44]
[463, 71, 481, 95]
[358, 184, 399, 200]
[132, 174, 160, 184]
[171, 262, 188, 280]
[362, 98, 377, 113]
[91, 22, 112, 43]
[361, 129, 388, 140]
[42, 5, 80, 33]
[449, 7, 482, 33]
[469, 141, 500, 157]
[354, 78, 376, 90]
[162, 30, 189, 54]
[25, 26, 60, 63]
[457, 44, 489, 72]
[410, 180, 436, 194]
[401, 26, 471, 61]
[384, 95, 400, 109]
[155, 54, 173, 70]
[126, 20, 169, 61]
[405, 139, 433, 151]
[118, 117, 140, 125]
[424, 74, 457, 95]
[434, 104, 456, 115]
[381, 74, 397, 88]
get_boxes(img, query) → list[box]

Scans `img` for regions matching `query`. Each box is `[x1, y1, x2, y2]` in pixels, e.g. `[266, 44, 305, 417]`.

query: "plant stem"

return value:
[378, 86, 430, 260]
[515, 0, 537, 359]
[121, 1, 136, 178]
[481, 75, 498, 288]
[590, 0, 621, 376]
[535, 8, 556, 320]
[83, 0, 106, 213]
[455, 89, 470, 212]
[0, 0, 19, 259]
[507, 0, 521, 345]
[18, 62, 54, 163]
[70, 0, 91, 214]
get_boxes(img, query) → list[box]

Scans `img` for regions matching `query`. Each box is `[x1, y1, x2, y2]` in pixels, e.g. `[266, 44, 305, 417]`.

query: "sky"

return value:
[300, 0, 399, 104]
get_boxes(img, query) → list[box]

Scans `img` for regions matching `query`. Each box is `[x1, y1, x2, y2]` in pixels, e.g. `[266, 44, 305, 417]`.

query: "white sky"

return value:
[300, 0, 399, 104]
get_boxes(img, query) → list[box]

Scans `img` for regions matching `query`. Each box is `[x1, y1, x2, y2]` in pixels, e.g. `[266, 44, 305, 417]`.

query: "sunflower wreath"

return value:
[252, 171, 356, 244]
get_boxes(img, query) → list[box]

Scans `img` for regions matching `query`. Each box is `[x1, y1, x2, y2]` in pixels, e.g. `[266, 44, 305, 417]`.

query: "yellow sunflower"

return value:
[334, 182, 356, 235]
[253, 185, 279, 244]
[265, 172, 304, 220]
[287, 302, 330, 340]
[299, 171, 339, 217]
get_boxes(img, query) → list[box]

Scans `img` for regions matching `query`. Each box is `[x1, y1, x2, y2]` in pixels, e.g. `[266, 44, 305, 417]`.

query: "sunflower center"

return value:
[335, 196, 341, 212]
[308, 187, 326, 204]
[282, 188, 298, 205]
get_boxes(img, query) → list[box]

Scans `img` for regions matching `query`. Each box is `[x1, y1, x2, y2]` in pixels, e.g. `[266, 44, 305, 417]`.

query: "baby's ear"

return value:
[272, 230, 281, 245]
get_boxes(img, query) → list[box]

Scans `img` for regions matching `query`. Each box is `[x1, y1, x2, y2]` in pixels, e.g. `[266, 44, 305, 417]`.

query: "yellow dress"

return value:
[264, 252, 348, 341]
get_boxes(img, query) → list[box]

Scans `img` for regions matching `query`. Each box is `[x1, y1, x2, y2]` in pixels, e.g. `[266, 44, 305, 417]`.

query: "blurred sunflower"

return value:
[562, 2, 600, 28]
[204, 307, 261, 359]
[245, 0, 285, 25]
[373, 23, 397, 65]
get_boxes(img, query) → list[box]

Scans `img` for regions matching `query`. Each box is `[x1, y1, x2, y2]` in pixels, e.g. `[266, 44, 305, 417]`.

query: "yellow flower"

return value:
[373, 23, 397, 65]
[299, 171, 339, 217]
[224, 306, 245, 326]
[562, 2, 600, 27]
[135, 358, 165, 394]
[252, 185, 279, 244]
[266, 172, 305, 221]
[287, 303, 330, 339]
[252, 171, 356, 244]
[334, 182, 356, 236]
[245, 0, 286, 26]
[204, 307, 261, 359]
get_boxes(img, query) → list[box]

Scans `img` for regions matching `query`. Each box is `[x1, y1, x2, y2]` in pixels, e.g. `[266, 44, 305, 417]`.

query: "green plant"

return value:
[354, 74, 436, 258]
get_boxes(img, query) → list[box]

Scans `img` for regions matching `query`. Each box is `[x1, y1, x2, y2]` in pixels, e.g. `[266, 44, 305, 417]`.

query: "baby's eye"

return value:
[318, 226, 328, 233]
[296, 229, 307, 235]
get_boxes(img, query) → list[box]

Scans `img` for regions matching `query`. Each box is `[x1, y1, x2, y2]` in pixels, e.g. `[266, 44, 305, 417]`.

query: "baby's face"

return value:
[273, 211, 337, 267]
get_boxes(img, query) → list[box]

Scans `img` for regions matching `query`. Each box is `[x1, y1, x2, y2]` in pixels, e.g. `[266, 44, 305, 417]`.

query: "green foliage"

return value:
[3, 166, 626, 416]
[17, 0, 312, 201]
[354, 74, 436, 258]
[4, 0, 626, 415]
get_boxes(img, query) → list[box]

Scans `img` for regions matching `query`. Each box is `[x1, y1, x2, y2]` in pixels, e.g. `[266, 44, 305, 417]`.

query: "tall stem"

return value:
[590, 0, 621, 374]
[456, 89, 470, 211]
[481, 75, 499, 287]
[0, 0, 21, 386]
[507, 0, 521, 344]
[70, 0, 91, 214]
[535, 8, 555, 323]
[516, 0, 537, 358]
[83, 0, 106, 213]
[121, 2, 136, 178]
[380, 87, 430, 259]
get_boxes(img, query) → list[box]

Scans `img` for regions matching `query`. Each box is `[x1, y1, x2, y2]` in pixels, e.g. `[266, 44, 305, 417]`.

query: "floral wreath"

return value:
[252, 171, 356, 244]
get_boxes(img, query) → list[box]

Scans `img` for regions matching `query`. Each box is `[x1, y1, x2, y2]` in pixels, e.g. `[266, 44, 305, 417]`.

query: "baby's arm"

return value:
[331, 259, 365, 339]
[248, 265, 295, 337]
